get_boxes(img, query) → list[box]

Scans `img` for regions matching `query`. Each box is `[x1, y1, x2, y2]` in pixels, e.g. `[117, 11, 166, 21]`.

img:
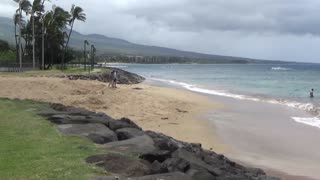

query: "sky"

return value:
[2, 0, 320, 62]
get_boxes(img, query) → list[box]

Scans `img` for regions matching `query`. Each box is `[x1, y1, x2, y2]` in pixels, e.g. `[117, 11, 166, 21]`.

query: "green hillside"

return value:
[0, 16, 287, 64]
[0, 17, 15, 44]
[0, 16, 249, 60]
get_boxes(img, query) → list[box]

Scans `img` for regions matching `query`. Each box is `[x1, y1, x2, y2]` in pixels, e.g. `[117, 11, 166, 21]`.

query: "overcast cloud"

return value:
[1, 0, 320, 62]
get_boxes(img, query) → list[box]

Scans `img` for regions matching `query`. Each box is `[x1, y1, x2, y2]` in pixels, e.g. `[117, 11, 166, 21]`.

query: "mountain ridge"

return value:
[0, 16, 287, 63]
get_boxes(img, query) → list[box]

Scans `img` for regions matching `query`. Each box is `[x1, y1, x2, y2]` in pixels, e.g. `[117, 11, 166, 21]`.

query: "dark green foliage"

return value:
[0, 39, 9, 52]
[9, 1, 86, 69]
[0, 39, 15, 61]
[0, 51, 16, 61]
[98, 55, 250, 64]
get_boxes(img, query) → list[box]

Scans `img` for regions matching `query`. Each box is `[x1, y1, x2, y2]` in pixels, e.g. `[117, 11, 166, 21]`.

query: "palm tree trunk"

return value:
[61, 20, 74, 69]
[19, 8, 22, 69]
[14, 24, 18, 64]
[66, 20, 74, 49]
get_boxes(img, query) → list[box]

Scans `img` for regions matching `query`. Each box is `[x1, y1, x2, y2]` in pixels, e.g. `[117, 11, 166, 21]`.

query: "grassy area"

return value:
[0, 67, 110, 77]
[0, 50, 15, 61]
[0, 99, 106, 180]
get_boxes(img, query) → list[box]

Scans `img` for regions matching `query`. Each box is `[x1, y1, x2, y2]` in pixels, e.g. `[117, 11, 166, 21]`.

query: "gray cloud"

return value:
[123, 0, 320, 35]
[1, 0, 320, 62]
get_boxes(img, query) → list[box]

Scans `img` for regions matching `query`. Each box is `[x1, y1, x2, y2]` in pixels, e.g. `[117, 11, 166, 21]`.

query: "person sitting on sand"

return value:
[310, 88, 314, 98]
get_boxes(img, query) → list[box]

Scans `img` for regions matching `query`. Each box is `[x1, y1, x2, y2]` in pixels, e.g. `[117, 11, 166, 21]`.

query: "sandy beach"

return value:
[0, 76, 226, 153]
[1, 75, 320, 179]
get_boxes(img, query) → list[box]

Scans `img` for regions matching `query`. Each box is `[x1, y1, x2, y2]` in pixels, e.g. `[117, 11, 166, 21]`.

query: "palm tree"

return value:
[30, 0, 45, 69]
[84, 40, 89, 70]
[66, 5, 86, 50]
[13, 13, 23, 63]
[13, 0, 31, 69]
[43, 6, 70, 69]
[62, 5, 86, 69]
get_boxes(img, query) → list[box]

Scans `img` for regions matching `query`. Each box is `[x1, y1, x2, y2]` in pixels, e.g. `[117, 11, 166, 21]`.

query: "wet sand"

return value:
[207, 95, 320, 179]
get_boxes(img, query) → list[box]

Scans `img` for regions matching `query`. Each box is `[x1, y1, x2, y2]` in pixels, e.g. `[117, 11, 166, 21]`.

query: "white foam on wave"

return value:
[150, 78, 251, 100]
[150, 77, 319, 114]
[292, 117, 320, 128]
[151, 77, 320, 129]
[106, 65, 128, 68]
[271, 67, 292, 71]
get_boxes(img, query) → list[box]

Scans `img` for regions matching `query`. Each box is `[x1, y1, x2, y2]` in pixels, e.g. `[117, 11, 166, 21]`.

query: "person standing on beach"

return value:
[310, 88, 314, 98]
[108, 70, 115, 88]
[112, 70, 118, 88]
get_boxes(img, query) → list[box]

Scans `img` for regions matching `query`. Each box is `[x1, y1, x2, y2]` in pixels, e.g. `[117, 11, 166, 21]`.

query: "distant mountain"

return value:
[69, 30, 258, 62]
[0, 17, 15, 45]
[0, 16, 286, 63]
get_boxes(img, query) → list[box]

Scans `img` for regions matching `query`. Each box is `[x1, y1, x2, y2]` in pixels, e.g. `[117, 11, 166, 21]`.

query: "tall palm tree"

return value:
[30, 0, 45, 69]
[62, 5, 86, 69]
[42, 6, 70, 69]
[13, 13, 23, 63]
[13, 0, 31, 69]
[84, 40, 89, 70]
[66, 5, 86, 50]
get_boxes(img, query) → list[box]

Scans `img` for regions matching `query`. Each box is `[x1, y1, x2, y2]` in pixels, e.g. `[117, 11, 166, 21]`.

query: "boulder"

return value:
[108, 118, 142, 131]
[102, 135, 156, 155]
[162, 156, 190, 173]
[145, 131, 186, 153]
[86, 154, 151, 177]
[94, 172, 192, 180]
[171, 148, 222, 176]
[149, 160, 168, 174]
[109, 68, 145, 84]
[48, 114, 112, 125]
[50, 103, 95, 115]
[139, 150, 171, 163]
[57, 123, 118, 144]
[186, 168, 217, 180]
[116, 128, 145, 140]
[94, 176, 127, 180]
[135, 172, 192, 180]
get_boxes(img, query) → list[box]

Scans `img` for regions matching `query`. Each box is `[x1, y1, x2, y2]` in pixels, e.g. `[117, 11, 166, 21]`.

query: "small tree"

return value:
[0, 40, 10, 52]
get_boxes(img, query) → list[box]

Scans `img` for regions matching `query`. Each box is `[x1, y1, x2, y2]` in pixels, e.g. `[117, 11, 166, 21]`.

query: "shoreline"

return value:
[146, 79, 320, 180]
[206, 94, 320, 180]
[0, 74, 318, 179]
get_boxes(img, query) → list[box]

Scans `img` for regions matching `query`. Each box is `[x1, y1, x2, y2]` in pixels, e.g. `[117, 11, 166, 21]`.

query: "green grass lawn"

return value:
[0, 67, 110, 77]
[0, 99, 106, 180]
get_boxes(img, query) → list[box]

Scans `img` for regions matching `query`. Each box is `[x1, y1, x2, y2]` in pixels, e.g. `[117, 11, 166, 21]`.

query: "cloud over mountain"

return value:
[1, 0, 320, 62]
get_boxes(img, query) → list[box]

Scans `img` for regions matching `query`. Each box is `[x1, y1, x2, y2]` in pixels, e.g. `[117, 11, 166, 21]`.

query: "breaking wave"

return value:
[271, 67, 292, 71]
[150, 78, 320, 123]
[292, 117, 320, 129]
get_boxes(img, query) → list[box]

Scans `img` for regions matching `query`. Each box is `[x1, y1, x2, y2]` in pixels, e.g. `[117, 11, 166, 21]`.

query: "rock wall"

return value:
[39, 103, 280, 180]
[64, 68, 145, 84]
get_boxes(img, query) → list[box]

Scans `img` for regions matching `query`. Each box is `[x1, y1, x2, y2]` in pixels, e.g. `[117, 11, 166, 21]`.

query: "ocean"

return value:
[108, 63, 320, 129]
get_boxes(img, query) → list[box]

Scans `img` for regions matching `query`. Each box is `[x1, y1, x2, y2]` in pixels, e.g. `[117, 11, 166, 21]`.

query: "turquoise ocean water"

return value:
[108, 63, 320, 128]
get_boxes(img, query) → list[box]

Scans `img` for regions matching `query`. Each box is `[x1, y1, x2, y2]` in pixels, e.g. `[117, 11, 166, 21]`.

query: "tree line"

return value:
[98, 55, 250, 64]
[13, 0, 86, 70]
[0, 40, 16, 62]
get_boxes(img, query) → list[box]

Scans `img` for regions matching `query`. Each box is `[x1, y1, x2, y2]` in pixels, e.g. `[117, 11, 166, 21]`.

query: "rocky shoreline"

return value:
[38, 103, 280, 180]
[63, 68, 145, 84]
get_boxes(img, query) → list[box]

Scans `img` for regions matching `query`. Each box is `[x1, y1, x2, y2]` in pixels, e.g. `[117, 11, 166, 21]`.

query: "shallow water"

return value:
[117, 63, 320, 129]
[206, 96, 320, 178]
